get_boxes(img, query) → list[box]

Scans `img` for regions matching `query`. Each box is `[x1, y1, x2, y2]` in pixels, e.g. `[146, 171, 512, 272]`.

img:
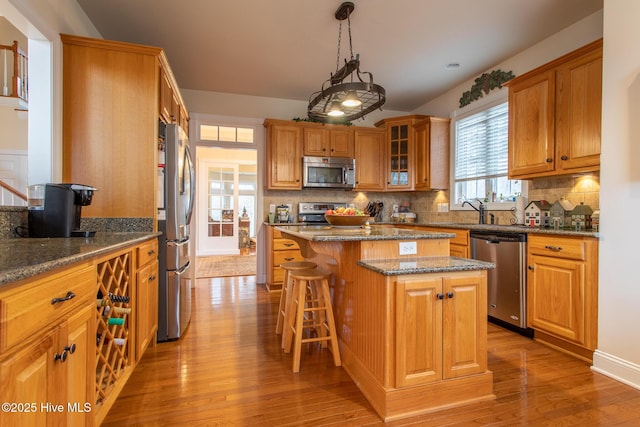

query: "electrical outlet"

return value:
[437, 203, 449, 213]
[399, 241, 417, 255]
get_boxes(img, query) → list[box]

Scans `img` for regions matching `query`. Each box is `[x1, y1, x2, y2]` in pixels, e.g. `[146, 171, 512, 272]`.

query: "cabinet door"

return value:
[414, 117, 449, 190]
[0, 332, 57, 427]
[267, 124, 302, 189]
[395, 277, 442, 387]
[508, 70, 556, 178]
[302, 127, 328, 156]
[136, 263, 152, 361]
[555, 48, 602, 172]
[387, 122, 414, 190]
[354, 129, 386, 191]
[63, 305, 94, 427]
[528, 254, 586, 344]
[329, 129, 354, 157]
[442, 274, 486, 379]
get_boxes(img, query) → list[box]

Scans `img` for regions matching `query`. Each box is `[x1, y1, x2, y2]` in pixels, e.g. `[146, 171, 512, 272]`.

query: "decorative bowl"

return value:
[324, 214, 370, 227]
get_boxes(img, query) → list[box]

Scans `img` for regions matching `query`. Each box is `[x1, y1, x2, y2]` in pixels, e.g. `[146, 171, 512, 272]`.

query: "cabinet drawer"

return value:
[273, 250, 304, 266]
[273, 238, 299, 251]
[137, 239, 159, 268]
[0, 264, 96, 353]
[528, 235, 586, 260]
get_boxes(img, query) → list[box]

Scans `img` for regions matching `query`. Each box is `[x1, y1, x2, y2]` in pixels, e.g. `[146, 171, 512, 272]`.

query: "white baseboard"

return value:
[592, 350, 640, 390]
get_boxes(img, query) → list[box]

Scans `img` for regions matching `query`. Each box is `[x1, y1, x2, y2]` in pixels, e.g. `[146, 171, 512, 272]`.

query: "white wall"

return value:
[591, 0, 640, 389]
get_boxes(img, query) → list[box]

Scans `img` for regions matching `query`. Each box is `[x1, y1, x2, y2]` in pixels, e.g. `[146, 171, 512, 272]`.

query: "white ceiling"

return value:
[76, 0, 603, 112]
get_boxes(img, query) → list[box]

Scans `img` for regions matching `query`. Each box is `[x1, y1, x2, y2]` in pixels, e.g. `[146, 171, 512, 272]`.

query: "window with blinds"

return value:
[452, 101, 522, 209]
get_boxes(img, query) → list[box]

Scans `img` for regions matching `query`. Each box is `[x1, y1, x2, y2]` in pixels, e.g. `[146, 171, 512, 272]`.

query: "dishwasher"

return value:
[470, 230, 533, 336]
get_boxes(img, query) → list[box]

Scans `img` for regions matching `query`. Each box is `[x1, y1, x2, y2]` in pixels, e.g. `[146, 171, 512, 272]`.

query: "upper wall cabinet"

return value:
[264, 119, 303, 190]
[414, 116, 451, 191]
[507, 39, 602, 179]
[302, 125, 354, 158]
[61, 34, 188, 221]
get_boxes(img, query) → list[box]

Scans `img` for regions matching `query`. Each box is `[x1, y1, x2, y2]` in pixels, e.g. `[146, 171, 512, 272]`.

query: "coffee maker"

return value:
[27, 183, 97, 237]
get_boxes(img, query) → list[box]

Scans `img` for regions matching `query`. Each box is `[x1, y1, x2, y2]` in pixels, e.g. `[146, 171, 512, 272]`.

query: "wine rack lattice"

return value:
[95, 252, 132, 407]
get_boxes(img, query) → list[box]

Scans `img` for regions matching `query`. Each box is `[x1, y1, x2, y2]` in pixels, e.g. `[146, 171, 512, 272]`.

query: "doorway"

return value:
[196, 147, 257, 258]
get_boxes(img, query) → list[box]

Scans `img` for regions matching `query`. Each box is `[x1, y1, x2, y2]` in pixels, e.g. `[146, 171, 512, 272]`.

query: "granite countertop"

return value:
[0, 232, 161, 286]
[384, 221, 600, 238]
[275, 225, 455, 242]
[358, 256, 496, 276]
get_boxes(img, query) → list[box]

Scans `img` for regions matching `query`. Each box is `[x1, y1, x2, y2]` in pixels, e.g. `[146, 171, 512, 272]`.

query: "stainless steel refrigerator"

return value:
[157, 123, 195, 342]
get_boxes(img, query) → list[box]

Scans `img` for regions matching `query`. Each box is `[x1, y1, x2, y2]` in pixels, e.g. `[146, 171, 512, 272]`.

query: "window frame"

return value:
[449, 88, 527, 212]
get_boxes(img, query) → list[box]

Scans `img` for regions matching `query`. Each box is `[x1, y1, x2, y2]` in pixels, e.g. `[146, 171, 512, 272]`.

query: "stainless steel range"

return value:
[298, 202, 347, 223]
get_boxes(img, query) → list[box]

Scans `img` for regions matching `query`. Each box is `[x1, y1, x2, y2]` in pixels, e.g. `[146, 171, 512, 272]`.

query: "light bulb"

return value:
[341, 91, 361, 107]
[327, 100, 345, 116]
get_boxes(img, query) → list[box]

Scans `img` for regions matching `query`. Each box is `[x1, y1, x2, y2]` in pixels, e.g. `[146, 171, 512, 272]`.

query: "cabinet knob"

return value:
[447, 292, 454, 299]
[437, 293, 444, 300]
[51, 291, 76, 305]
[561, 155, 568, 161]
[65, 343, 76, 355]
[528, 265, 535, 271]
[149, 275, 156, 281]
[546, 158, 553, 163]
[54, 351, 67, 363]
[147, 249, 156, 255]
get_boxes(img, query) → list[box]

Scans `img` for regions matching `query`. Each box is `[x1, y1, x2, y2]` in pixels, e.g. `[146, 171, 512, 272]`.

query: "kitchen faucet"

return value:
[462, 200, 487, 224]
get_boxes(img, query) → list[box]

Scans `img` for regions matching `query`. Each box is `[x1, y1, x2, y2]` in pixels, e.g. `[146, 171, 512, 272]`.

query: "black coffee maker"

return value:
[28, 183, 97, 237]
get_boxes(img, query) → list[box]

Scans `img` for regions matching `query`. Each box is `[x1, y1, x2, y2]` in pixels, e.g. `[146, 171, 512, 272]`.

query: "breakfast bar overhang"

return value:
[276, 225, 496, 421]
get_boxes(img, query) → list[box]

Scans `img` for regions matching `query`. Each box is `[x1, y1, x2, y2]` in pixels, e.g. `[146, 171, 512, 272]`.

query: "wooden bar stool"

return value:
[284, 268, 341, 373]
[275, 261, 317, 338]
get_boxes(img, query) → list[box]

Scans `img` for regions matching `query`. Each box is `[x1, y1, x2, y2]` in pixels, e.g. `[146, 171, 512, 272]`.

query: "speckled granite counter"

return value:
[275, 224, 455, 242]
[392, 221, 600, 238]
[358, 256, 495, 276]
[0, 232, 160, 286]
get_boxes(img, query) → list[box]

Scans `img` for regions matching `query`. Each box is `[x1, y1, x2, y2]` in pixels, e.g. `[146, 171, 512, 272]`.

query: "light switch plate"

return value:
[399, 241, 417, 255]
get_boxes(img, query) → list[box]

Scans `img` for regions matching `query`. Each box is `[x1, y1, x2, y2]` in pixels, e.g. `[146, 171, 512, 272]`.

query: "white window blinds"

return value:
[455, 102, 508, 182]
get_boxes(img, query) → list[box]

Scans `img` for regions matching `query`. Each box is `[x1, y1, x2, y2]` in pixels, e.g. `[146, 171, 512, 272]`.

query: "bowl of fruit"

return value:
[324, 207, 370, 227]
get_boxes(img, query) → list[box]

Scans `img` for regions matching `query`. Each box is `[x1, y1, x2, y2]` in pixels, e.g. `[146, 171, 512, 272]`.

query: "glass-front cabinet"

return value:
[375, 115, 426, 191]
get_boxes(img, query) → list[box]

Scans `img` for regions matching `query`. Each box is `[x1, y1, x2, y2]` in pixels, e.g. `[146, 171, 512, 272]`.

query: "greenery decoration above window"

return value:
[459, 69, 515, 108]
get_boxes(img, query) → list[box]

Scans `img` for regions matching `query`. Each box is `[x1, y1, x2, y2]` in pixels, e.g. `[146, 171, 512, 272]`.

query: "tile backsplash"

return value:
[264, 173, 600, 226]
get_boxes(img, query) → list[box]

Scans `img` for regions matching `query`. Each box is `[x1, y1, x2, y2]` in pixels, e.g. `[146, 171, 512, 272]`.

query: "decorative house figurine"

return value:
[524, 200, 551, 227]
[549, 198, 575, 228]
[570, 202, 593, 230]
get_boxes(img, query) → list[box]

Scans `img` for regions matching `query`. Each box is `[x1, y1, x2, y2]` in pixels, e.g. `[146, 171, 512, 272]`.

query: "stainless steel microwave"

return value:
[303, 156, 356, 189]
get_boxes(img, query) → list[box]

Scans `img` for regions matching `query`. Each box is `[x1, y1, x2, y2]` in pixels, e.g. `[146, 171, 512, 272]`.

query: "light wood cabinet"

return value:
[508, 39, 602, 179]
[395, 273, 486, 387]
[61, 34, 188, 222]
[0, 263, 96, 427]
[411, 227, 469, 258]
[264, 226, 304, 292]
[303, 127, 354, 158]
[527, 234, 598, 361]
[414, 117, 451, 190]
[264, 119, 302, 190]
[354, 128, 386, 191]
[135, 240, 159, 361]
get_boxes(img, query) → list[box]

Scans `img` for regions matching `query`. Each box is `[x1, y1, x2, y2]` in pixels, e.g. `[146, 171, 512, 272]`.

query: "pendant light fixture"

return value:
[307, 2, 386, 122]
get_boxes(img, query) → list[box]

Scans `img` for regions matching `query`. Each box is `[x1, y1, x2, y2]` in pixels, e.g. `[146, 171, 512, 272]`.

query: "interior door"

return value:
[197, 160, 239, 255]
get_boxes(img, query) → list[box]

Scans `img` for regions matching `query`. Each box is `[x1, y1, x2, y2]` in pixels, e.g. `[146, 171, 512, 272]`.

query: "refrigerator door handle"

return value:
[184, 144, 195, 226]
[175, 261, 190, 275]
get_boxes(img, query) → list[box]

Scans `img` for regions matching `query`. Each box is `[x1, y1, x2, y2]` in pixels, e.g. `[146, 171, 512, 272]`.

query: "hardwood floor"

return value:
[102, 276, 640, 426]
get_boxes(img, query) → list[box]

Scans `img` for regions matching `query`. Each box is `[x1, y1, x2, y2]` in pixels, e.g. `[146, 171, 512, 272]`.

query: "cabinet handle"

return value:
[561, 155, 568, 161]
[436, 293, 444, 300]
[544, 245, 563, 252]
[546, 158, 553, 163]
[446, 292, 454, 299]
[149, 275, 156, 281]
[51, 291, 76, 305]
[528, 265, 535, 271]
[284, 257, 294, 261]
[147, 249, 156, 255]
[283, 243, 295, 247]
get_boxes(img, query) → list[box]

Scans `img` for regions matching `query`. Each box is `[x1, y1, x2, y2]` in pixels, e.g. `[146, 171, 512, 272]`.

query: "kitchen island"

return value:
[276, 225, 495, 421]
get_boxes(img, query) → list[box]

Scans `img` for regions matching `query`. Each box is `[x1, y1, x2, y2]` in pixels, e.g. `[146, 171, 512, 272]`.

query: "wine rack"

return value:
[95, 251, 132, 409]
